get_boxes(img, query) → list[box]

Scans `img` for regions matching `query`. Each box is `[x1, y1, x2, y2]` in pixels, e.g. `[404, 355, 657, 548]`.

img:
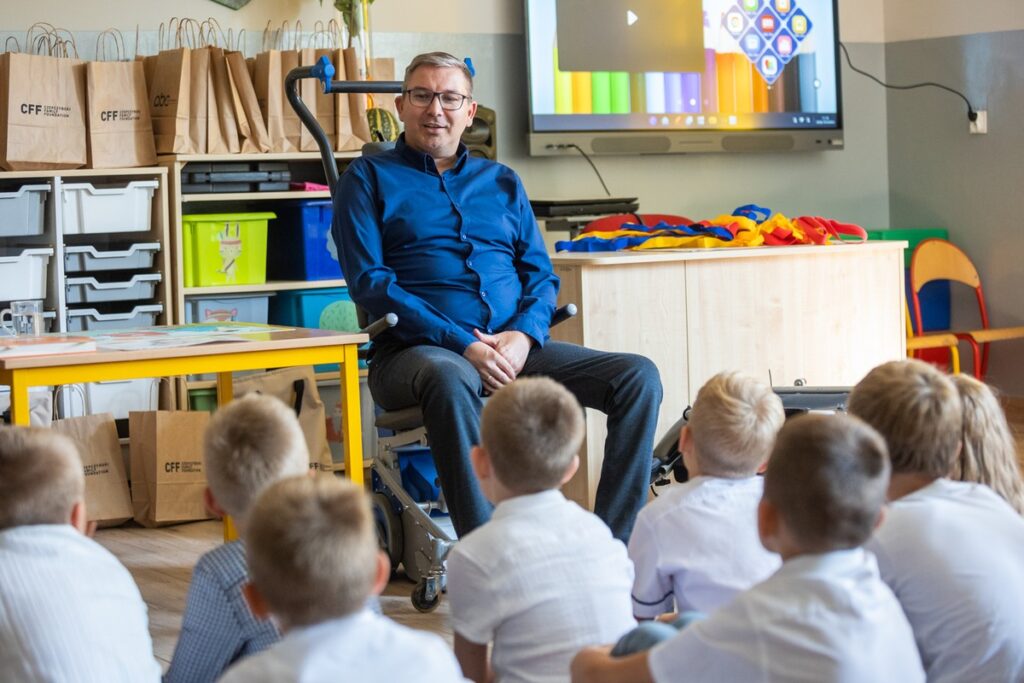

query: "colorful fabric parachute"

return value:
[554, 204, 868, 252]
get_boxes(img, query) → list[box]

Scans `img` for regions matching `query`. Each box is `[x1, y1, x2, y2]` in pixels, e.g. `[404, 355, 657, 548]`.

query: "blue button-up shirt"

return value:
[332, 135, 559, 354]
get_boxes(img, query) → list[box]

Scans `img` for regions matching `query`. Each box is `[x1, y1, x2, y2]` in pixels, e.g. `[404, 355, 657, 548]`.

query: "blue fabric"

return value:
[332, 135, 559, 355]
[554, 222, 735, 252]
[164, 541, 279, 683]
[610, 611, 707, 657]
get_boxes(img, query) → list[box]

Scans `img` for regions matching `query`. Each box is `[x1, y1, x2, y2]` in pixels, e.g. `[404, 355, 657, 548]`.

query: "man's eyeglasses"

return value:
[403, 88, 471, 111]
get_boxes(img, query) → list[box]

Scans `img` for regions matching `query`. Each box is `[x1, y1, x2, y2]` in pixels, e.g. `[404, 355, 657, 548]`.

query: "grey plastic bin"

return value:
[66, 304, 163, 332]
[66, 273, 162, 304]
[0, 184, 49, 237]
[64, 242, 160, 272]
[184, 294, 272, 324]
[62, 180, 158, 234]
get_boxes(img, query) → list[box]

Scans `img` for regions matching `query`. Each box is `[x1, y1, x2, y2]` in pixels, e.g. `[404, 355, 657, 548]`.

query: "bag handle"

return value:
[95, 29, 127, 62]
[291, 379, 306, 417]
[4, 36, 21, 53]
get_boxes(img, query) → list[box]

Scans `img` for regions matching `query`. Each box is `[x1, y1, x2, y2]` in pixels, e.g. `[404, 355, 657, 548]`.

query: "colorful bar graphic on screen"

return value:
[546, 0, 825, 120]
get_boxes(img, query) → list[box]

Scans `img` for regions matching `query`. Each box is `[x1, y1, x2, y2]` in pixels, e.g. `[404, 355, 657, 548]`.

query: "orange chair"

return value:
[905, 308, 960, 374]
[910, 238, 1024, 378]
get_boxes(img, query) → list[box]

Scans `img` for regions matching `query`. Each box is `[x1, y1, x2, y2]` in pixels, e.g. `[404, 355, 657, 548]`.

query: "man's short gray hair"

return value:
[403, 51, 474, 94]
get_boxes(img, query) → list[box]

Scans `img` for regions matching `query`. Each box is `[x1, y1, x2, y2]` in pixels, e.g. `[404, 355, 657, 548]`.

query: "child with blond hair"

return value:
[949, 373, 1024, 515]
[850, 360, 1024, 683]
[628, 371, 784, 620]
[219, 475, 467, 682]
[571, 414, 925, 683]
[165, 394, 311, 683]
[0, 427, 161, 681]
[448, 377, 636, 683]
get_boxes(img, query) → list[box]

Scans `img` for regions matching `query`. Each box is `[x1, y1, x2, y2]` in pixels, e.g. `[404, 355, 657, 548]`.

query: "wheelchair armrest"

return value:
[361, 313, 398, 340]
[551, 303, 577, 328]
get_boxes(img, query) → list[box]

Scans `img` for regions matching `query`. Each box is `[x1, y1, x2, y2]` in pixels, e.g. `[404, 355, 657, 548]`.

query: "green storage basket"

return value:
[182, 212, 274, 287]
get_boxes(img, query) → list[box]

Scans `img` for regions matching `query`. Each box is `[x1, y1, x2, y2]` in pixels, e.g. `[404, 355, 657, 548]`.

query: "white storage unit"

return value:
[184, 294, 272, 324]
[64, 242, 161, 272]
[0, 248, 54, 301]
[84, 379, 160, 420]
[62, 180, 158, 234]
[0, 184, 50, 237]
[66, 273, 162, 305]
[66, 304, 164, 332]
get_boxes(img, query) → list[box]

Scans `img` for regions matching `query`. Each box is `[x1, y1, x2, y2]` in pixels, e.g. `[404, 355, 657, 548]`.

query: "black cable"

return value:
[565, 143, 612, 197]
[838, 41, 977, 121]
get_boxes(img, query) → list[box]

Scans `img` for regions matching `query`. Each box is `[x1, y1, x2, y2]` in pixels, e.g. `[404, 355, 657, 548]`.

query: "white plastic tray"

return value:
[66, 273, 162, 304]
[64, 242, 160, 272]
[0, 248, 54, 300]
[62, 180, 158, 234]
[66, 304, 163, 332]
[0, 184, 50, 237]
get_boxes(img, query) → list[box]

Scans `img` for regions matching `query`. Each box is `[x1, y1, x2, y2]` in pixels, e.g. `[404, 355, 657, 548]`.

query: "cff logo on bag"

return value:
[99, 109, 142, 122]
[164, 460, 202, 473]
[19, 103, 73, 118]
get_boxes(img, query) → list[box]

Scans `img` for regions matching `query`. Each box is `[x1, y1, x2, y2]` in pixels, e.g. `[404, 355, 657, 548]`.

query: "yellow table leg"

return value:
[223, 515, 238, 542]
[216, 371, 233, 406]
[8, 374, 31, 426]
[340, 344, 364, 485]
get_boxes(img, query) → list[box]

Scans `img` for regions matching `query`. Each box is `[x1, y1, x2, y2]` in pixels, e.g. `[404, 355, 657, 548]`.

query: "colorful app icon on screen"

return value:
[743, 31, 763, 54]
[774, 0, 791, 15]
[726, 10, 746, 35]
[776, 34, 793, 56]
[791, 14, 808, 35]
[761, 54, 779, 76]
[742, 0, 760, 13]
[759, 12, 777, 34]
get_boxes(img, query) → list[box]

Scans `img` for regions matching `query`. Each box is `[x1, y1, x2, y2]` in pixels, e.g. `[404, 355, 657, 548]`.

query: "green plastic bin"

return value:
[182, 212, 274, 287]
[864, 228, 948, 267]
[188, 387, 217, 413]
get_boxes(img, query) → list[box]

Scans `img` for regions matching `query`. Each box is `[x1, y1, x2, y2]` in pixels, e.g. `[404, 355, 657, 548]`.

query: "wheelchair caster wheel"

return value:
[371, 492, 404, 571]
[412, 579, 441, 613]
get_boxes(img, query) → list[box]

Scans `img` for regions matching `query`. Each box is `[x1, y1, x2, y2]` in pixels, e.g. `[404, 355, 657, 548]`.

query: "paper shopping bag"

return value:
[342, 47, 372, 144]
[208, 46, 240, 154]
[233, 367, 333, 474]
[129, 410, 212, 527]
[147, 47, 192, 154]
[254, 50, 292, 152]
[50, 413, 132, 527]
[85, 60, 157, 168]
[225, 50, 270, 153]
[333, 49, 362, 151]
[188, 46, 211, 154]
[281, 48, 318, 151]
[0, 52, 87, 171]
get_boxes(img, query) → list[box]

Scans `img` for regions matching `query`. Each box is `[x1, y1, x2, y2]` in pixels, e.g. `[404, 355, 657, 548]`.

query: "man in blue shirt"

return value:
[333, 52, 662, 541]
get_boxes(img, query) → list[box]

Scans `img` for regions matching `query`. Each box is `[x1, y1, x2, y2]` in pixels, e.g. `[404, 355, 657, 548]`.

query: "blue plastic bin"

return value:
[269, 287, 366, 371]
[267, 200, 342, 281]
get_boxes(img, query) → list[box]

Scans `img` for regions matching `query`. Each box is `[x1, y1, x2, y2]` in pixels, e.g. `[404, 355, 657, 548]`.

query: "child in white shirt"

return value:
[0, 427, 161, 682]
[571, 413, 925, 683]
[219, 475, 466, 683]
[447, 377, 637, 683]
[849, 360, 1024, 683]
[628, 371, 783, 619]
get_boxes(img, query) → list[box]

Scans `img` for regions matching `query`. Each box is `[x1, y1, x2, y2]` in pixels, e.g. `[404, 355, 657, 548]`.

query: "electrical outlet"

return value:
[970, 110, 988, 135]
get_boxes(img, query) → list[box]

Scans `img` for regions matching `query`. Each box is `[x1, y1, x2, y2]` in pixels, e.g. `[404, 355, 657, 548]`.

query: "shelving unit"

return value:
[0, 166, 171, 420]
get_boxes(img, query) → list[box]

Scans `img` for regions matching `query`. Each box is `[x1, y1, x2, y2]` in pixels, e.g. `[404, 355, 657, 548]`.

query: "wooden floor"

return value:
[94, 519, 452, 671]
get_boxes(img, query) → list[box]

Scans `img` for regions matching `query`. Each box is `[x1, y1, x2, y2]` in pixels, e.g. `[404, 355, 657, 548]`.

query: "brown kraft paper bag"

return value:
[342, 47, 372, 144]
[0, 52, 87, 171]
[233, 367, 334, 475]
[85, 60, 157, 168]
[50, 413, 132, 527]
[208, 46, 240, 154]
[254, 50, 293, 153]
[280, 47, 318, 151]
[333, 49, 362, 151]
[225, 50, 271, 153]
[188, 46, 211, 154]
[371, 56, 399, 120]
[129, 410, 212, 527]
[147, 47, 192, 154]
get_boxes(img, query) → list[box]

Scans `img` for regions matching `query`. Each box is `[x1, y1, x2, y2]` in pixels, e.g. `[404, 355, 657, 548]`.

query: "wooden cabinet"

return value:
[550, 242, 907, 509]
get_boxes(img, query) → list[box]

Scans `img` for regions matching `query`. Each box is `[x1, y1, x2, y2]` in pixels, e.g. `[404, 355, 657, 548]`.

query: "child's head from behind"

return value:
[203, 393, 310, 520]
[949, 374, 1024, 514]
[847, 359, 961, 477]
[761, 413, 890, 555]
[246, 475, 382, 629]
[685, 371, 785, 478]
[0, 427, 84, 531]
[478, 376, 584, 495]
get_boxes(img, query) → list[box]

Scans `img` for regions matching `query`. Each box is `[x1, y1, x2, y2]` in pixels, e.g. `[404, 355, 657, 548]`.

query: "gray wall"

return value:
[886, 30, 1024, 393]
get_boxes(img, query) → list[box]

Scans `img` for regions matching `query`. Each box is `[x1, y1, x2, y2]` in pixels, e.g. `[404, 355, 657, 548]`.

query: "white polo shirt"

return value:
[648, 548, 924, 682]
[866, 479, 1024, 683]
[0, 524, 161, 683]
[447, 489, 636, 683]
[628, 475, 780, 617]
[218, 608, 467, 683]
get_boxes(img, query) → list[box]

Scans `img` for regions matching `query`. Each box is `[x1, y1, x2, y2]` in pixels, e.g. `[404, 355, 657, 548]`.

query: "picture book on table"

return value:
[0, 334, 97, 358]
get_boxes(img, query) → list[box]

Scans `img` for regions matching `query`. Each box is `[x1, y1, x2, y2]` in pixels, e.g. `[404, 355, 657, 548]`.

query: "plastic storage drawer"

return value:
[0, 248, 54, 300]
[0, 184, 49, 237]
[62, 180, 158, 234]
[182, 212, 273, 287]
[66, 304, 163, 332]
[64, 242, 160, 272]
[267, 200, 342, 280]
[82, 379, 160, 420]
[66, 273, 162, 304]
[184, 294, 273, 324]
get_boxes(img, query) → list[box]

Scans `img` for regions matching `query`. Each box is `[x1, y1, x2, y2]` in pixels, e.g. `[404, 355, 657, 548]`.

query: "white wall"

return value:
[885, 1, 1024, 42]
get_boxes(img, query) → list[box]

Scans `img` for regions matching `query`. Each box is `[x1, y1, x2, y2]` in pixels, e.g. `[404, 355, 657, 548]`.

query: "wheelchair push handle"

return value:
[551, 303, 577, 328]
[285, 56, 403, 190]
[361, 312, 399, 340]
